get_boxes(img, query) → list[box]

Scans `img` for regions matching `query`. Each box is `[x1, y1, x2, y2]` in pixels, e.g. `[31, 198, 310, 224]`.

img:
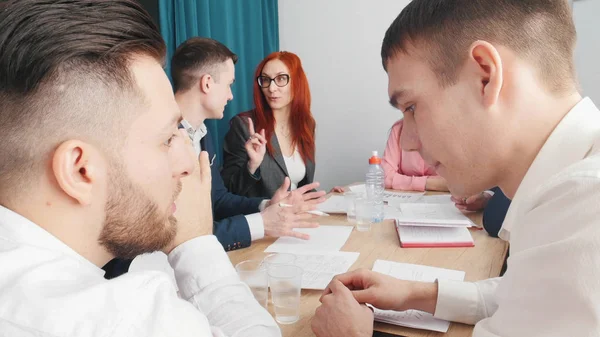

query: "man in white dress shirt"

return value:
[312, 1, 600, 336]
[0, 1, 281, 336]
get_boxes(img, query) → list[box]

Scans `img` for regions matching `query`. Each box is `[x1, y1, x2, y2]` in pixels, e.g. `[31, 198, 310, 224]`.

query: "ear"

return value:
[52, 140, 100, 206]
[199, 74, 212, 94]
[468, 41, 503, 108]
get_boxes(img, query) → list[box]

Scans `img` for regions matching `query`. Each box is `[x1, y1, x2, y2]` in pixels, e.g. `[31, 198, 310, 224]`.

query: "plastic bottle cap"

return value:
[369, 157, 381, 164]
[369, 153, 381, 165]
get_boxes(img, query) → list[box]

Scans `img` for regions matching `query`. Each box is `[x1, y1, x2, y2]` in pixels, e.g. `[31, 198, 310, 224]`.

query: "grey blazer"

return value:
[221, 111, 315, 198]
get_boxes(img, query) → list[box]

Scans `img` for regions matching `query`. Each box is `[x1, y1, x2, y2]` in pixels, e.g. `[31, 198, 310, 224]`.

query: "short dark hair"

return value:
[171, 37, 238, 93]
[381, 0, 577, 93]
[0, 0, 166, 196]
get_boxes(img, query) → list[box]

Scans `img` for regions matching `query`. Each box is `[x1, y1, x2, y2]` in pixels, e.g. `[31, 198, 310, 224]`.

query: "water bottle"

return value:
[365, 151, 385, 223]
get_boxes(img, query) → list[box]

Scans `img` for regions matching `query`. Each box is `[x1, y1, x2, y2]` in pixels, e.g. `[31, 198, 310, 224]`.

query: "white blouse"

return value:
[283, 149, 306, 190]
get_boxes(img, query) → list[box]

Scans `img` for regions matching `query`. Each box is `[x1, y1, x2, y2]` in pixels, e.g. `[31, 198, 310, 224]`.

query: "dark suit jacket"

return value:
[483, 187, 511, 276]
[102, 127, 265, 280]
[201, 129, 265, 251]
[221, 111, 315, 198]
[482, 187, 511, 238]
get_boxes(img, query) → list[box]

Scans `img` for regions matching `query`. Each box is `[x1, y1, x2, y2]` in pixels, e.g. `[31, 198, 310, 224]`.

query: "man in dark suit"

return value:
[103, 37, 325, 279]
[198, 125, 264, 251]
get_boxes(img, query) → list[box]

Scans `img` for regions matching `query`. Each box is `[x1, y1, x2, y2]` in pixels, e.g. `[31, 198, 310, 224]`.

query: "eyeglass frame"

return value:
[256, 74, 290, 88]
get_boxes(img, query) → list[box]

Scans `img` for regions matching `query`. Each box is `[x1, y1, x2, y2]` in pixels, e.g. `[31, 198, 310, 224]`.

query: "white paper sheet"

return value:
[291, 252, 360, 289]
[349, 184, 425, 207]
[348, 184, 367, 194]
[371, 260, 465, 332]
[383, 191, 425, 206]
[415, 194, 453, 204]
[393, 220, 473, 228]
[264, 225, 354, 253]
[385, 203, 473, 226]
[384, 205, 403, 220]
[316, 195, 347, 213]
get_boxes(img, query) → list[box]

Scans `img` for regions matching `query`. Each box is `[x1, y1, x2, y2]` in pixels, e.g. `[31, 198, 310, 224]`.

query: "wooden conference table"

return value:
[227, 193, 508, 337]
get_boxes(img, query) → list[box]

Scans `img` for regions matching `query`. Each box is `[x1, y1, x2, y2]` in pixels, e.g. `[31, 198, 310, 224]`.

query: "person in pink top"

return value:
[382, 119, 449, 192]
[383, 119, 502, 215]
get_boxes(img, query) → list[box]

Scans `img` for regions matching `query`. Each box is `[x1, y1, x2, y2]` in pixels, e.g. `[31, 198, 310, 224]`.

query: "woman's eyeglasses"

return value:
[257, 74, 290, 88]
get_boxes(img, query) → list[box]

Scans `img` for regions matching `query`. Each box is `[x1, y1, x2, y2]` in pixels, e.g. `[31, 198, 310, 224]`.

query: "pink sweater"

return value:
[382, 120, 439, 191]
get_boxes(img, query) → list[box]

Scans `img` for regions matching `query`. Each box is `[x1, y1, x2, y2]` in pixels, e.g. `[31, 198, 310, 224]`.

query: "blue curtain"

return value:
[159, 0, 279, 166]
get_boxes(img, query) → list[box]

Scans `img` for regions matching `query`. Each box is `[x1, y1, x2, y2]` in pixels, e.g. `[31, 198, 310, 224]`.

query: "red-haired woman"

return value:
[221, 51, 318, 198]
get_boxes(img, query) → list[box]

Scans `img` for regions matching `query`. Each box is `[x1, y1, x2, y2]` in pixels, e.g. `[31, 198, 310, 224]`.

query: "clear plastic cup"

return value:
[262, 253, 297, 304]
[344, 191, 359, 223]
[268, 264, 303, 324]
[354, 197, 374, 231]
[263, 253, 297, 268]
[235, 260, 268, 308]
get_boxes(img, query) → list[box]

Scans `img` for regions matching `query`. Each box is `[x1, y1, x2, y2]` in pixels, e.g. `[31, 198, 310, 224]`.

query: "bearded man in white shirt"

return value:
[312, 1, 600, 337]
[0, 1, 283, 336]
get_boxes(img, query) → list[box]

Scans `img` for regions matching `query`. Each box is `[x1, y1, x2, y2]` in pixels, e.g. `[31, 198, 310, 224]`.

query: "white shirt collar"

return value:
[0, 205, 104, 276]
[180, 120, 207, 142]
[180, 120, 207, 157]
[500, 97, 600, 240]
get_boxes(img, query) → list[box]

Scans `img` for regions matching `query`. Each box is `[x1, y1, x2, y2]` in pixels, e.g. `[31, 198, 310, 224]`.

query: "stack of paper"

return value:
[386, 203, 473, 226]
[396, 226, 475, 247]
[385, 203, 475, 248]
[264, 225, 358, 289]
[371, 260, 465, 332]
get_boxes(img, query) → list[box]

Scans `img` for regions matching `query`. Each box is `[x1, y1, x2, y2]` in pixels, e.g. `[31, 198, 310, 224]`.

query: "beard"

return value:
[99, 165, 181, 259]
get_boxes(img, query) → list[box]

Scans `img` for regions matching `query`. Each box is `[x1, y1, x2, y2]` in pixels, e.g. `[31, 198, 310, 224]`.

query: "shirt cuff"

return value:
[245, 212, 265, 241]
[434, 279, 480, 325]
[411, 176, 428, 192]
[247, 164, 262, 180]
[258, 200, 269, 212]
[167, 235, 237, 300]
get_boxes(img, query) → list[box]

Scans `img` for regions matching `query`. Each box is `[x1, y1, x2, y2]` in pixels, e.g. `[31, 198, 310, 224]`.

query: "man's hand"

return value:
[321, 269, 438, 314]
[425, 176, 449, 192]
[164, 151, 213, 253]
[268, 177, 327, 207]
[452, 191, 492, 211]
[261, 201, 320, 239]
[311, 279, 374, 337]
[245, 118, 267, 175]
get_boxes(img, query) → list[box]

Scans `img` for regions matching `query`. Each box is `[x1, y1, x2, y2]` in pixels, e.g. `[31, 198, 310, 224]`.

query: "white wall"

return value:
[278, 1, 600, 190]
[574, 0, 600, 103]
[278, 0, 409, 190]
